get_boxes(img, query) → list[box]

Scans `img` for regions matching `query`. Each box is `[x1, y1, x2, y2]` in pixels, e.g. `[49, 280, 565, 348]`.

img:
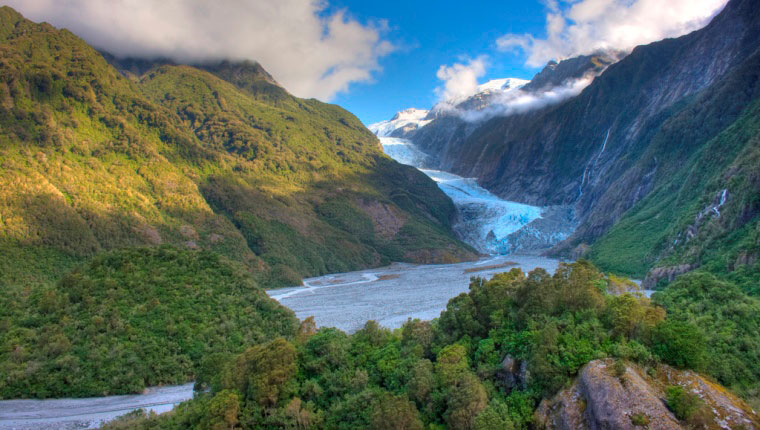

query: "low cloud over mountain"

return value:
[5, 0, 395, 101]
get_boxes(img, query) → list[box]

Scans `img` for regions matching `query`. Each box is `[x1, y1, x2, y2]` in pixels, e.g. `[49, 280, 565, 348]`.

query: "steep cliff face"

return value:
[535, 360, 760, 430]
[409, 0, 760, 278]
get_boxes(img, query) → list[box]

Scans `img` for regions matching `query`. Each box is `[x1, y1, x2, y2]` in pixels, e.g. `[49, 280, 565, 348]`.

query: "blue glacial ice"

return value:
[380, 137, 543, 254]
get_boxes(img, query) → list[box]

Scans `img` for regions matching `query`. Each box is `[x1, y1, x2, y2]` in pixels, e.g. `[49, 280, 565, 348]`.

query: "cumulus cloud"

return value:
[497, 0, 728, 67]
[4, 0, 395, 100]
[434, 56, 488, 103]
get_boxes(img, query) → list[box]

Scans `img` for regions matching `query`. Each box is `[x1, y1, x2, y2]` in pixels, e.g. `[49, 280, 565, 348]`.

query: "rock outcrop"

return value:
[642, 264, 695, 290]
[535, 359, 760, 430]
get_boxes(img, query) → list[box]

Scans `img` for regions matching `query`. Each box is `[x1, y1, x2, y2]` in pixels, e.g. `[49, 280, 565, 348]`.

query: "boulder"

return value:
[535, 359, 760, 430]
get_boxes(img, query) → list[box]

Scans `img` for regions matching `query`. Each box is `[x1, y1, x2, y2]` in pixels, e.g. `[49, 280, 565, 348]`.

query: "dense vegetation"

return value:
[0, 246, 298, 398]
[653, 272, 760, 401]
[98, 261, 740, 429]
[0, 5, 473, 294]
[0, 6, 473, 399]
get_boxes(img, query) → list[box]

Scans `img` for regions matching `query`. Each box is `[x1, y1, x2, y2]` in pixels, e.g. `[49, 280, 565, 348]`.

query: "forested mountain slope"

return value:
[0, 6, 473, 398]
[0, 6, 474, 291]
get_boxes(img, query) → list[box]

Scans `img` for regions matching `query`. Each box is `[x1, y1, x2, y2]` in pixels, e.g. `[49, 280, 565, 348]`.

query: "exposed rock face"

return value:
[536, 360, 760, 430]
[407, 0, 760, 270]
[358, 200, 408, 239]
[642, 264, 695, 289]
[499, 355, 529, 392]
[520, 52, 621, 93]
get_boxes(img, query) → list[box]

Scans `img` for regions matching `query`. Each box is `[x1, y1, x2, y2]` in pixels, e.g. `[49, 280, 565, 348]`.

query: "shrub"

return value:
[665, 385, 703, 420]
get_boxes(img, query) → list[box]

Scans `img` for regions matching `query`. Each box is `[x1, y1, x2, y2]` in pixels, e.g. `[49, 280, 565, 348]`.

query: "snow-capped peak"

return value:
[476, 78, 529, 93]
[390, 108, 429, 122]
[368, 108, 431, 137]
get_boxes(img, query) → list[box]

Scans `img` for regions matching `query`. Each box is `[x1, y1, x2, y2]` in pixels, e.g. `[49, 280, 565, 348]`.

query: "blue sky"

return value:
[9, 0, 727, 126]
[327, 0, 550, 125]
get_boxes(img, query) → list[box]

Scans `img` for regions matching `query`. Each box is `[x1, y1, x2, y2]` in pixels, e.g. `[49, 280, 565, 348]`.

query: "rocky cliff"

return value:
[405, 0, 760, 279]
[535, 359, 760, 430]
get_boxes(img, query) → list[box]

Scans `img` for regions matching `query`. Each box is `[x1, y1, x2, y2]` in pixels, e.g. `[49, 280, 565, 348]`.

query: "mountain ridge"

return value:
[378, 0, 760, 282]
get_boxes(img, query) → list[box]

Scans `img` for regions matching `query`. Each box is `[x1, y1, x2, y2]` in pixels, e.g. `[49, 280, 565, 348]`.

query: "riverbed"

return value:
[0, 383, 194, 430]
[267, 254, 562, 332]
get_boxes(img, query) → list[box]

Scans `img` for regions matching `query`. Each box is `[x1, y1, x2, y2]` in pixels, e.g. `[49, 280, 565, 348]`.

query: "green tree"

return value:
[665, 385, 704, 420]
[370, 393, 424, 430]
[651, 320, 706, 369]
[445, 373, 488, 430]
[204, 390, 240, 430]
[222, 338, 297, 408]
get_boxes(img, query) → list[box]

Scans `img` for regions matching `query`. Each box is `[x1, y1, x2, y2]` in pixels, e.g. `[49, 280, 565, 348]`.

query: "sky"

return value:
[4, 0, 728, 125]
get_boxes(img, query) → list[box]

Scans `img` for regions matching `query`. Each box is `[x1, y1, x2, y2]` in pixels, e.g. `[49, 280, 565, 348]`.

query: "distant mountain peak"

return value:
[369, 108, 431, 138]
[521, 50, 623, 92]
[476, 77, 529, 93]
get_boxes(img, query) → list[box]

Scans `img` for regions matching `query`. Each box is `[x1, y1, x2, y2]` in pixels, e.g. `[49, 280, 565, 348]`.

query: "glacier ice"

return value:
[379, 136, 543, 254]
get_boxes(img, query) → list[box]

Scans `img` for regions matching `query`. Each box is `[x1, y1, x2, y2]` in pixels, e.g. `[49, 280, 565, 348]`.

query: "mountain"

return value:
[368, 107, 431, 138]
[391, 0, 760, 286]
[0, 6, 474, 398]
[0, 6, 474, 292]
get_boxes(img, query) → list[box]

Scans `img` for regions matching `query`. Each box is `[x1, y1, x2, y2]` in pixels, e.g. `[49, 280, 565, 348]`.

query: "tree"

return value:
[221, 338, 297, 408]
[474, 400, 515, 430]
[651, 320, 706, 369]
[435, 344, 469, 386]
[370, 393, 424, 430]
[446, 373, 488, 430]
[204, 390, 240, 430]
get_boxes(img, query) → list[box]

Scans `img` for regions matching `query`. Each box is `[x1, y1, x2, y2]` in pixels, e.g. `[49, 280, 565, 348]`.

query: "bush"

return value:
[665, 385, 703, 420]
[651, 320, 706, 369]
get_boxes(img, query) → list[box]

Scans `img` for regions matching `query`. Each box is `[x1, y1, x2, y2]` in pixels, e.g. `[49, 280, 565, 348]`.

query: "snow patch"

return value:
[368, 108, 431, 137]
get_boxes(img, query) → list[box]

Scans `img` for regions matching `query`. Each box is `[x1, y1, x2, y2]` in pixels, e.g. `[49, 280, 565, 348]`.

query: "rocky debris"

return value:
[642, 264, 695, 289]
[535, 359, 760, 430]
[208, 233, 224, 244]
[402, 246, 474, 265]
[179, 224, 199, 240]
[358, 200, 408, 239]
[136, 225, 162, 245]
[571, 243, 591, 260]
[732, 251, 758, 270]
[493, 206, 577, 255]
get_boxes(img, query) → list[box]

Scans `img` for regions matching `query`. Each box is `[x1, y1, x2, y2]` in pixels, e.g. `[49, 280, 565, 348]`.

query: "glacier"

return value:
[378, 136, 543, 254]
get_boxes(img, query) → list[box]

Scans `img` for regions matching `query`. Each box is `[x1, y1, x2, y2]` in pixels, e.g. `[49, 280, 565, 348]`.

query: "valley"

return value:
[1, 1, 759, 430]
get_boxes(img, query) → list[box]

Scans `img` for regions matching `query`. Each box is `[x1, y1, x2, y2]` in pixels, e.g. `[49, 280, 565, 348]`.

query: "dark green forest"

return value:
[98, 262, 760, 429]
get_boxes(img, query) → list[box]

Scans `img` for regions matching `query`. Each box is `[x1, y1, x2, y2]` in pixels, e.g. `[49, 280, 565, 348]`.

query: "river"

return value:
[267, 254, 562, 333]
[0, 384, 194, 430]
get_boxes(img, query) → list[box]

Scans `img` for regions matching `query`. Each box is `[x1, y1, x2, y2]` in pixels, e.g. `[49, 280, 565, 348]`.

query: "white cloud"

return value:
[497, 0, 728, 67]
[4, 0, 395, 101]
[434, 56, 488, 103]
[459, 75, 594, 122]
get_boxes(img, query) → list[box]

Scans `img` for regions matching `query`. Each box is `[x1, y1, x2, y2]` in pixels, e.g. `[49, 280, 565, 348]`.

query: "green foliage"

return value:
[0, 246, 298, 398]
[0, 6, 473, 295]
[98, 261, 760, 429]
[665, 385, 704, 421]
[653, 272, 760, 399]
[0, 6, 474, 399]
[591, 51, 760, 281]
[630, 412, 650, 427]
[651, 320, 706, 370]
